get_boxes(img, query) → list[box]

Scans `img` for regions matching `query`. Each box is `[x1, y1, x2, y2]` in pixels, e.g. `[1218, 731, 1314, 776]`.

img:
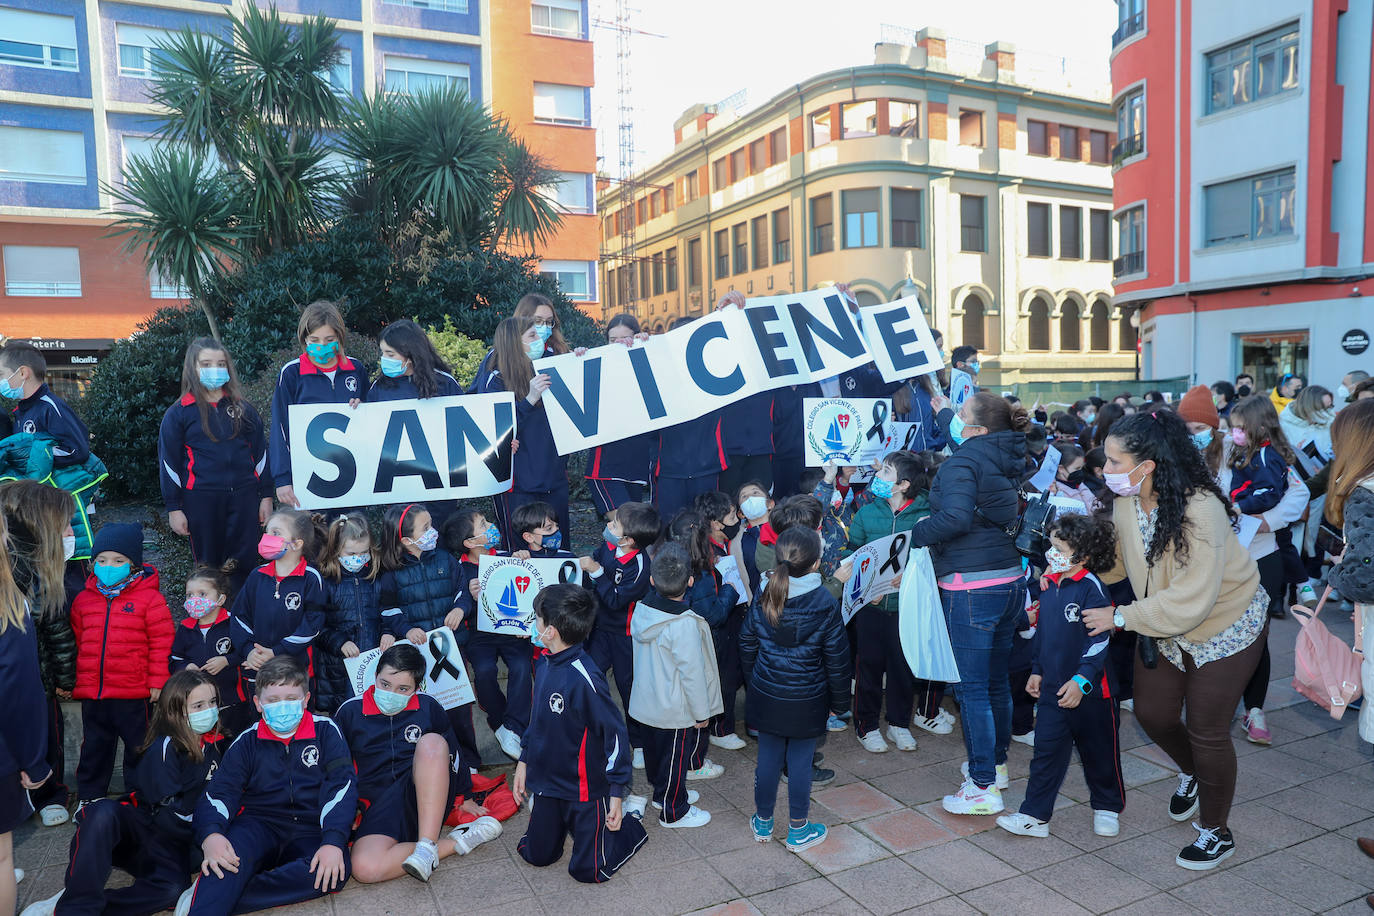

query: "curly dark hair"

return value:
[1106, 411, 1232, 566]
[1050, 514, 1116, 574]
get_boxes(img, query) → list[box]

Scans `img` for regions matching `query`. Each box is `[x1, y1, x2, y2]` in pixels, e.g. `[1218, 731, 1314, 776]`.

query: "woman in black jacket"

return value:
[739, 527, 851, 853]
[910, 392, 1030, 817]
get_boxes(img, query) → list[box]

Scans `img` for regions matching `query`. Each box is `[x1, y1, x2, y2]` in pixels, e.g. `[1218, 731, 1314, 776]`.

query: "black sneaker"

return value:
[1169, 773, 1199, 821]
[1176, 823, 1235, 870]
[811, 766, 836, 786]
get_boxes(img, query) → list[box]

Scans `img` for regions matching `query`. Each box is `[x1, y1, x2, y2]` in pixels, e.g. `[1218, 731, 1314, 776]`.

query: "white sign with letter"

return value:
[476, 555, 582, 635]
[803, 398, 894, 467]
[858, 296, 945, 384]
[841, 531, 913, 624]
[343, 626, 476, 709]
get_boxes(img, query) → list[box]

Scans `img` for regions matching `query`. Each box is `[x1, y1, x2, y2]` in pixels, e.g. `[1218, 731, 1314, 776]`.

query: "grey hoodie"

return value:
[628, 591, 723, 729]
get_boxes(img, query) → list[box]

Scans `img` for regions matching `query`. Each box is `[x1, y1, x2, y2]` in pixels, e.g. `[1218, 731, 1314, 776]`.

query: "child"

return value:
[1227, 396, 1301, 621]
[844, 451, 930, 754]
[739, 527, 851, 852]
[628, 544, 723, 828]
[71, 523, 174, 807]
[24, 669, 225, 916]
[693, 491, 751, 751]
[229, 509, 325, 700]
[378, 503, 481, 768]
[996, 515, 1125, 840]
[581, 502, 660, 770]
[171, 565, 250, 737]
[0, 341, 90, 469]
[185, 656, 356, 915]
[315, 514, 401, 715]
[735, 480, 774, 596]
[513, 585, 647, 883]
[335, 644, 501, 885]
[512, 500, 575, 561]
[1047, 442, 1099, 513]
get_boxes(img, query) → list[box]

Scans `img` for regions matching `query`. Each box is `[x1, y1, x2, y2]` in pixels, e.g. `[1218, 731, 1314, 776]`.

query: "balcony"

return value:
[1111, 133, 1143, 167]
[1113, 251, 1144, 278]
[1112, 12, 1144, 47]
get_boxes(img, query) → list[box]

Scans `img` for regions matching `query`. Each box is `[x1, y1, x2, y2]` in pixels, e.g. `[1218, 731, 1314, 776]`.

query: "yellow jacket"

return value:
[1269, 386, 1293, 413]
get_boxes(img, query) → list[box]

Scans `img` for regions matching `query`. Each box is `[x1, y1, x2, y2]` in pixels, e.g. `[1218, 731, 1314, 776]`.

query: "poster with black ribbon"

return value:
[802, 397, 895, 467]
[840, 531, 912, 624]
[476, 555, 582, 635]
[343, 626, 476, 709]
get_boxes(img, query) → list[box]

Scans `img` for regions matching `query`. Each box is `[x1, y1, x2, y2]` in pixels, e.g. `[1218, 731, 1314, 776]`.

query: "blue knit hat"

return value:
[91, 523, 143, 567]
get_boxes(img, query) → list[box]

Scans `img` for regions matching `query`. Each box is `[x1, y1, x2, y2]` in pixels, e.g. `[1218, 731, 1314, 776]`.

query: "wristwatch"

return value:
[1113, 610, 1126, 629]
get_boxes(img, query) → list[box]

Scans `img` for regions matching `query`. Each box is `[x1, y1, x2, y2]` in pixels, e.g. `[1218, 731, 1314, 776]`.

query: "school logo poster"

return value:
[803, 397, 894, 467]
[476, 555, 582, 636]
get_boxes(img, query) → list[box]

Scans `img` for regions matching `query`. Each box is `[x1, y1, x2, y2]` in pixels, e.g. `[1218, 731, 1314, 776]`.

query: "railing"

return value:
[1112, 11, 1144, 47]
[1113, 251, 1144, 277]
[1111, 133, 1144, 166]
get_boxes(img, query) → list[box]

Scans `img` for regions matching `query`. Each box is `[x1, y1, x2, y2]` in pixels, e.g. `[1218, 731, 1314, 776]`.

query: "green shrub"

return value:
[424, 317, 487, 389]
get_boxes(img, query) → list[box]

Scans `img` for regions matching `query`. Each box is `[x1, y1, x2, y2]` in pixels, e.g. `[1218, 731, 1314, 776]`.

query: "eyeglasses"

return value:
[532, 318, 556, 328]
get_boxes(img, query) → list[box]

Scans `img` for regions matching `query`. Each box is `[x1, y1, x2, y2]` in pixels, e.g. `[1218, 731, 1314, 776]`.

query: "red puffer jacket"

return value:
[71, 566, 175, 700]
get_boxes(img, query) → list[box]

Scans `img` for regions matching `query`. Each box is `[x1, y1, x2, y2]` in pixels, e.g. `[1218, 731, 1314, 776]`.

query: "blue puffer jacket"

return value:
[316, 568, 399, 714]
[739, 575, 851, 739]
[0, 433, 108, 560]
[379, 549, 469, 644]
[911, 428, 1025, 578]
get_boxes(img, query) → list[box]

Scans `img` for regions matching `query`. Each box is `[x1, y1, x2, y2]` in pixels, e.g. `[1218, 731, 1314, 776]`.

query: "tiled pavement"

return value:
[14, 611, 1374, 915]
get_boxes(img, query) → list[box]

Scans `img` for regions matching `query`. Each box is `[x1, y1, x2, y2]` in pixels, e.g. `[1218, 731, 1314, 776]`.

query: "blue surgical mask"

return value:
[967, 361, 981, 374]
[189, 707, 220, 735]
[198, 367, 230, 390]
[412, 528, 439, 552]
[534, 323, 554, 342]
[379, 356, 407, 378]
[526, 339, 546, 361]
[949, 414, 968, 445]
[482, 524, 501, 550]
[1081, 411, 1097, 425]
[373, 687, 410, 716]
[869, 476, 895, 500]
[530, 624, 547, 648]
[541, 530, 562, 551]
[602, 525, 619, 547]
[261, 699, 305, 735]
[305, 341, 337, 365]
[340, 553, 369, 573]
[741, 496, 768, 520]
[94, 563, 131, 587]
[0, 368, 23, 400]
[1191, 429, 1213, 452]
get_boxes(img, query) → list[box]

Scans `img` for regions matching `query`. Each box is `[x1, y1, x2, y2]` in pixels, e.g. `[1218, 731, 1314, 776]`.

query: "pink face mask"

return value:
[1231, 428, 1248, 447]
[1104, 463, 1145, 497]
[258, 534, 289, 560]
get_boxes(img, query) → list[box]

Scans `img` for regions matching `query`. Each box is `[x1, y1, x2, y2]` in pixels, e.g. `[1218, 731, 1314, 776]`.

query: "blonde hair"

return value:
[319, 513, 378, 581]
[0, 480, 75, 618]
[1328, 399, 1374, 526]
[0, 512, 29, 633]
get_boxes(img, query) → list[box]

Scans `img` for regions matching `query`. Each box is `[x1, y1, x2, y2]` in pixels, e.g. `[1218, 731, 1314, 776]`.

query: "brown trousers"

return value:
[1132, 622, 1267, 829]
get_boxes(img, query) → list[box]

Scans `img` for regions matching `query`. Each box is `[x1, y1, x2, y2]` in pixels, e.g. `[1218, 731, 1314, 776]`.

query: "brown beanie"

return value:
[1178, 384, 1219, 429]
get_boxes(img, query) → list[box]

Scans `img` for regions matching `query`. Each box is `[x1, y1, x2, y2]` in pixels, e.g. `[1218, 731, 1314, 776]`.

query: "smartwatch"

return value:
[1113, 610, 1126, 629]
[1072, 674, 1093, 694]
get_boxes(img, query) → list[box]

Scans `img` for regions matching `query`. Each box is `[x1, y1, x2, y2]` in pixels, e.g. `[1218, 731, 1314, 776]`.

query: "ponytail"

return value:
[762, 527, 821, 625]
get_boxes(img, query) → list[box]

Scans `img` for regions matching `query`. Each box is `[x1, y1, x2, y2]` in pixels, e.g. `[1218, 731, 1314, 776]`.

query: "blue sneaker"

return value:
[751, 814, 773, 843]
[826, 714, 849, 732]
[785, 821, 827, 852]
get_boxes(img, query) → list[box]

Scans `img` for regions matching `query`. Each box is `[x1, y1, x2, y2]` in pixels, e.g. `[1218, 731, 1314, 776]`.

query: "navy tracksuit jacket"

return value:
[584, 543, 651, 747]
[653, 410, 727, 521]
[334, 688, 472, 812]
[229, 560, 326, 695]
[269, 354, 369, 490]
[365, 370, 463, 402]
[316, 568, 404, 715]
[169, 610, 249, 732]
[11, 383, 89, 467]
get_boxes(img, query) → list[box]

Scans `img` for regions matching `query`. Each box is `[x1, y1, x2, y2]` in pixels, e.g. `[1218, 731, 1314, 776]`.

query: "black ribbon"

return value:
[427, 629, 463, 682]
[880, 533, 908, 575]
[867, 401, 890, 441]
[558, 560, 580, 584]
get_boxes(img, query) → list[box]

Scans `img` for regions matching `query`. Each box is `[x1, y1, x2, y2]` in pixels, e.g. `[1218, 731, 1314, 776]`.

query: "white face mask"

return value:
[62, 535, 76, 561]
[1337, 385, 1351, 402]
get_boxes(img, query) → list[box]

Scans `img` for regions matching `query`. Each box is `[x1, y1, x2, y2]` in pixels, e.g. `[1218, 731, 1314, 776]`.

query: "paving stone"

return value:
[747, 876, 852, 916]
[1029, 854, 1156, 912]
[854, 808, 958, 854]
[958, 875, 1092, 916]
[1179, 870, 1320, 915]
[900, 839, 1019, 894]
[826, 857, 945, 915]
[969, 824, 1082, 871]
[1229, 850, 1369, 912]
[706, 841, 820, 897]
[793, 823, 890, 875]
[1260, 784, 1371, 831]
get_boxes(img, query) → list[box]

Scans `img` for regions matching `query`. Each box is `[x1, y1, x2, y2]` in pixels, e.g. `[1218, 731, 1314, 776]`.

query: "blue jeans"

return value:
[754, 734, 817, 823]
[942, 581, 1027, 789]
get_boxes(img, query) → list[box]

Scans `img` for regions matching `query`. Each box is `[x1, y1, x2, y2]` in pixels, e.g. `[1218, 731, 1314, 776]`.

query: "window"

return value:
[604, 268, 615, 309]
[1027, 120, 1049, 156]
[1090, 300, 1111, 351]
[1114, 89, 1144, 163]
[772, 207, 790, 263]
[638, 259, 650, 298]
[635, 198, 646, 224]
[712, 157, 728, 190]
[326, 49, 352, 95]
[686, 237, 702, 288]
[1089, 130, 1110, 164]
[1204, 167, 1296, 246]
[888, 101, 919, 138]
[841, 101, 877, 139]
[648, 193, 660, 219]
[810, 193, 834, 254]
[959, 110, 984, 147]
[1120, 309, 1138, 351]
[1060, 206, 1082, 259]
[1114, 206, 1145, 276]
[1206, 24, 1300, 114]
[751, 215, 768, 269]
[1027, 202, 1052, 257]
[532, 81, 587, 124]
[1114, 0, 1144, 46]
[891, 188, 922, 248]
[661, 185, 674, 212]
[623, 264, 636, 301]
[0, 9, 78, 71]
[1058, 125, 1080, 161]
[769, 127, 788, 163]
[651, 254, 663, 296]
[962, 294, 986, 350]
[384, 0, 468, 12]
[117, 25, 176, 79]
[539, 260, 590, 300]
[732, 223, 748, 274]
[3, 245, 80, 297]
[545, 171, 590, 212]
[1061, 300, 1081, 351]
[960, 194, 986, 252]
[150, 265, 189, 299]
[1027, 296, 1050, 351]
[749, 137, 768, 174]
[0, 126, 86, 184]
[810, 108, 832, 147]
[683, 170, 699, 203]
[1089, 209, 1111, 260]
[729, 148, 746, 184]
[714, 229, 730, 279]
[665, 247, 678, 292]
[532, 0, 582, 38]
[841, 188, 879, 249]
[386, 56, 470, 96]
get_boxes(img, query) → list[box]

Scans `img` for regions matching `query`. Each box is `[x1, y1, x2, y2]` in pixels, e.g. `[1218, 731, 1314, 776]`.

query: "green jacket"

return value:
[843, 493, 931, 612]
[0, 433, 108, 560]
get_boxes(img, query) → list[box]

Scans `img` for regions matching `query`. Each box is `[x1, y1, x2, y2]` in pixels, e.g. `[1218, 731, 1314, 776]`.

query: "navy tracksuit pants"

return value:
[771, 454, 804, 499]
[710, 610, 746, 737]
[1020, 695, 1125, 823]
[585, 629, 642, 747]
[187, 819, 350, 916]
[55, 799, 192, 916]
[586, 479, 645, 518]
[719, 454, 773, 502]
[183, 486, 261, 593]
[77, 699, 149, 802]
[494, 484, 571, 554]
[468, 631, 534, 735]
[641, 725, 702, 823]
[517, 795, 647, 883]
[652, 474, 718, 524]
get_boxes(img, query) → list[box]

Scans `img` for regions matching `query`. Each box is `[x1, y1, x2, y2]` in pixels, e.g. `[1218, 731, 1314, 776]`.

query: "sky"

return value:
[589, 0, 1119, 178]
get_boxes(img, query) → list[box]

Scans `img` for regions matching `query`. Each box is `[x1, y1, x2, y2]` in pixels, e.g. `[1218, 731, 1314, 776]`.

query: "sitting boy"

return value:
[335, 643, 502, 883]
[513, 584, 647, 883]
[183, 656, 356, 916]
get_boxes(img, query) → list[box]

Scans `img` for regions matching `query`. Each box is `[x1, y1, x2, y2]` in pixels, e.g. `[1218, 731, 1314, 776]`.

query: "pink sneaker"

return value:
[1243, 708, 1271, 745]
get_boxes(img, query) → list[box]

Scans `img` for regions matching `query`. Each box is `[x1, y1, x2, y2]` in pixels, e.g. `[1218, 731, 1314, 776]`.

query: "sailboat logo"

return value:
[823, 415, 848, 452]
[806, 398, 864, 463]
[496, 579, 522, 618]
[479, 561, 546, 635]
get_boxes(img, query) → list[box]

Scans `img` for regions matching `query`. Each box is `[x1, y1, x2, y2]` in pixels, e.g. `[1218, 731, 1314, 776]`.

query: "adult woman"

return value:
[1082, 410, 1268, 870]
[584, 314, 654, 519]
[891, 329, 948, 453]
[909, 392, 1029, 815]
[270, 301, 369, 508]
[1325, 400, 1374, 747]
[1279, 385, 1336, 461]
[1210, 381, 1238, 421]
[1091, 402, 1125, 449]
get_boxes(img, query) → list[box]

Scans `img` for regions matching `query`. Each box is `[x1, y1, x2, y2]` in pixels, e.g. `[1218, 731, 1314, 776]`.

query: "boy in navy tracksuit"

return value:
[514, 585, 647, 883]
[230, 559, 326, 698]
[581, 502, 661, 761]
[719, 391, 775, 497]
[652, 409, 727, 522]
[188, 657, 356, 915]
[0, 342, 91, 467]
[997, 516, 1125, 840]
[585, 431, 654, 518]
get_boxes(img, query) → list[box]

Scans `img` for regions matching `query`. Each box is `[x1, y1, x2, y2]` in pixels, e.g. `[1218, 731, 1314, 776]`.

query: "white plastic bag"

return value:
[898, 546, 960, 683]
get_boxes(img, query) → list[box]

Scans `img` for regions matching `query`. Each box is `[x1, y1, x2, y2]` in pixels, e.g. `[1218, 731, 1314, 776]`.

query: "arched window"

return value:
[855, 290, 882, 308]
[1119, 311, 1138, 352]
[1090, 299, 1111, 351]
[1060, 299, 1081, 351]
[961, 294, 986, 350]
[1028, 296, 1050, 351]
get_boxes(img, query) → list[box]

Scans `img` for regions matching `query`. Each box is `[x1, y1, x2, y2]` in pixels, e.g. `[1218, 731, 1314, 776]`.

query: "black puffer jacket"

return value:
[911, 426, 1025, 578]
[739, 575, 851, 739]
[379, 549, 469, 644]
[4, 517, 77, 696]
[1330, 482, 1374, 604]
[316, 568, 394, 715]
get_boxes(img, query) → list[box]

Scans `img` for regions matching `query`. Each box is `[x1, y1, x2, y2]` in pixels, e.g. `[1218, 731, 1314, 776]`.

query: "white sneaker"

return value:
[709, 733, 746, 750]
[1120, 699, 1134, 713]
[652, 789, 699, 809]
[632, 747, 645, 770]
[942, 779, 1004, 815]
[401, 840, 439, 881]
[1011, 731, 1035, 746]
[1298, 582, 1318, 605]
[623, 794, 649, 819]
[174, 881, 197, 916]
[493, 725, 523, 761]
[885, 725, 918, 751]
[1093, 810, 1120, 837]
[935, 708, 956, 728]
[858, 729, 889, 753]
[450, 815, 503, 855]
[39, 804, 69, 827]
[961, 760, 1010, 790]
[996, 812, 1049, 837]
[660, 805, 711, 828]
[913, 714, 953, 735]
[20, 891, 61, 916]
[686, 759, 724, 780]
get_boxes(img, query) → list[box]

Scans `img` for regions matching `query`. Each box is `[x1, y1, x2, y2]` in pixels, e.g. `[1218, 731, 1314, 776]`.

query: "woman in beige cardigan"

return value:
[1081, 411, 1268, 871]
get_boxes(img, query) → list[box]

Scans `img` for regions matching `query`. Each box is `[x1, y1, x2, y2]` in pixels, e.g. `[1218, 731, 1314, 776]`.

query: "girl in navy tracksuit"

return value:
[478, 316, 571, 554]
[41, 669, 224, 916]
[159, 338, 274, 591]
[230, 509, 326, 700]
[892, 373, 949, 453]
[584, 314, 654, 518]
[170, 565, 250, 737]
[466, 292, 571, 393]
[269, 300, 369, 510]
